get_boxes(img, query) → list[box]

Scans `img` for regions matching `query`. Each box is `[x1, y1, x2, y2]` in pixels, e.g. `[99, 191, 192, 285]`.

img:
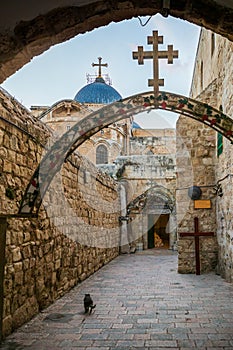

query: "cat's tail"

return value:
[89, 304, 96, 314]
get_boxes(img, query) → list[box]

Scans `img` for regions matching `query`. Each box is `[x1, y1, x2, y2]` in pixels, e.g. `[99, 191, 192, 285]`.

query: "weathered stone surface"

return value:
[0, 87, 120, 338]
[177, 29, 233, 277]
[11, 247, 22, 262]
[12, 297, 39, 331]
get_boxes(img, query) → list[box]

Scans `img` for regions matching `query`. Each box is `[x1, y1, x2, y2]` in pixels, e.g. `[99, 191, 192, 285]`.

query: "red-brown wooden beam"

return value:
[180, 217, 214, 275]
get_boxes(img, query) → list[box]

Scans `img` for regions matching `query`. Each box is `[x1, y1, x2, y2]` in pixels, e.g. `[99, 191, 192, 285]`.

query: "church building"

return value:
[29, 57, 178, 251]
[31, 57, 132, 166]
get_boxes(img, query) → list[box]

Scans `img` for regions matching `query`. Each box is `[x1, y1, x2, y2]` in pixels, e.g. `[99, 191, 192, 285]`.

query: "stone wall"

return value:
[36, 101, 131, 166]
[114, 128, 177, 250]
[176, 114, 218, 273]
[189, 29, 233, 281]
[176, 53, 220, 273]
[0, 87, 120, 337]
[126, 128, 176, 200]
[209, 35, 233, 282]
[176, 28, 233, 277]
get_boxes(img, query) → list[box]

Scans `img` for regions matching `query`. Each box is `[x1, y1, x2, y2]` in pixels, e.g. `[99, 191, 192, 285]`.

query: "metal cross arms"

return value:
[133, 30, 179, 99]
[92, 57, 108, 78]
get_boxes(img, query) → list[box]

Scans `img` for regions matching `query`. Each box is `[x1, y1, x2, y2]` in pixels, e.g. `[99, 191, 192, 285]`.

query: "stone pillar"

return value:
[168, 213, 177, 250]
[119, 184, 130, 253]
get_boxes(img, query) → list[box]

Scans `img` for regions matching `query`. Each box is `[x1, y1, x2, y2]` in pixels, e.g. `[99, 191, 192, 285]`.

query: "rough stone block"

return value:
[12, 247, 22, 262]
[2, 315, 12, 338]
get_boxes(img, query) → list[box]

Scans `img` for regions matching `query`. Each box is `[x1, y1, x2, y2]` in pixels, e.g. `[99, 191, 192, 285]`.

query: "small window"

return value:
[67, 125, 71, 131]
[217, 132, 223, 157]
[96, 144, 108, 164]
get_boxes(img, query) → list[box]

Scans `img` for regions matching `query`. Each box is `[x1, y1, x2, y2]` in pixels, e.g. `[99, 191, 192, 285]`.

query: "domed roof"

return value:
[74, 77, 122, 104]
[132, 121, 141, 129]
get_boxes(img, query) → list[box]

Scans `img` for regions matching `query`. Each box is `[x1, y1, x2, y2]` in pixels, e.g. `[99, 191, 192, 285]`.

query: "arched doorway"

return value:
[148, 213, 170, 248]
[126, 184, 176, 250]
[146, 195, 172, 250]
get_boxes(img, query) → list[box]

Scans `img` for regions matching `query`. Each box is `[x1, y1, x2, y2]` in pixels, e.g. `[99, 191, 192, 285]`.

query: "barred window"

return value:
[96, 144, 108, 164]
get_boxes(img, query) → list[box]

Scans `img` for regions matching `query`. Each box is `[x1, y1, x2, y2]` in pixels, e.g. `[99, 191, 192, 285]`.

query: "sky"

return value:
[1, 14, 200, 129]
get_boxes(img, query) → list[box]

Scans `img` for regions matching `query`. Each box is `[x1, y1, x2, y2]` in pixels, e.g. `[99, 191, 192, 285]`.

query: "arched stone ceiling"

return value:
[0, 0, 233, 83]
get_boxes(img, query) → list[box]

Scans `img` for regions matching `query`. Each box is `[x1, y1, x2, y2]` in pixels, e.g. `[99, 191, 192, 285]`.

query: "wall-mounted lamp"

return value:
[161, 0, 171, 17]
[188, 186, 202, 200]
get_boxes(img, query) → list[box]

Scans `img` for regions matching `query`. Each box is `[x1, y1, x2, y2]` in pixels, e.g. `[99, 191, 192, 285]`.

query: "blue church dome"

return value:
[74, 77, 122, 104]
[132, 121, 141, 129]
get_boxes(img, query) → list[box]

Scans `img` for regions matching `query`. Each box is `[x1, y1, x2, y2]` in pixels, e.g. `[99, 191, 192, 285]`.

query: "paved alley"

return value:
[1, 249, 233, 350]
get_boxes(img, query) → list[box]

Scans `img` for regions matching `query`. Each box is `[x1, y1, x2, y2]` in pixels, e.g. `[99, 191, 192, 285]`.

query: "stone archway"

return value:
[19, 90, 233, 215]
[126, 184, 176, 250]
[0, 1, 233, 83]
[127, 184, 175, 215]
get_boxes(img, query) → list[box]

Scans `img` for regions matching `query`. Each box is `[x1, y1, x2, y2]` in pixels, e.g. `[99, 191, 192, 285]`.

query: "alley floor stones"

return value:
[1, 249, 233, 350]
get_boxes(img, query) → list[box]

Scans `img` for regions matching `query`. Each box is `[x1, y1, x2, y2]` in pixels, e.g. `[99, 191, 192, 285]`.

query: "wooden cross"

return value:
[132, 30, 178, 98]
[92, 57, 108, 77]
[180, 217, 214, 275]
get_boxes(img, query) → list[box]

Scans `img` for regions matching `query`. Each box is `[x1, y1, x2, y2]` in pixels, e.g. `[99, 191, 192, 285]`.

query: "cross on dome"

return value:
[92, 57, 108, 78]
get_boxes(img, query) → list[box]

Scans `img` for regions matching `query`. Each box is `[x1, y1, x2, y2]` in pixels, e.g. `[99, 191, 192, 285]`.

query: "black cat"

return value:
[84, 294, 96, 314]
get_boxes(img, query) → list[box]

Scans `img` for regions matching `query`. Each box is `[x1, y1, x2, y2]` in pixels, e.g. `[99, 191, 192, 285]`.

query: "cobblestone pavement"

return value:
[1, 249, 233, 350]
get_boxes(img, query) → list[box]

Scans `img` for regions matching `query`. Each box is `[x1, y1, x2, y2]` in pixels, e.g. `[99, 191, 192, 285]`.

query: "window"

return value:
[217, 132, 223, 157]
[96, 144, 108, 164]
[66, 125, 71, 131]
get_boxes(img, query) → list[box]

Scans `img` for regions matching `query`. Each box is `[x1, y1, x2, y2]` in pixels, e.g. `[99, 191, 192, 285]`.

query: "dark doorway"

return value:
[148, 214, 155, 249]
[147, 214, 170, 249]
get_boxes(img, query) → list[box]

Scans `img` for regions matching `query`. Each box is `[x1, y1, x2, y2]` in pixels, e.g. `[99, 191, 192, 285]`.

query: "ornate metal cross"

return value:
[179, 217, 214, 275]
[92, 57, 108, 77]
[133, 30, 178, 99]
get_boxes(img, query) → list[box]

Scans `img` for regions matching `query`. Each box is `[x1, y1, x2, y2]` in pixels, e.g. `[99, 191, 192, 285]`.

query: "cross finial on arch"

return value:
[133, 30, 179, 99]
